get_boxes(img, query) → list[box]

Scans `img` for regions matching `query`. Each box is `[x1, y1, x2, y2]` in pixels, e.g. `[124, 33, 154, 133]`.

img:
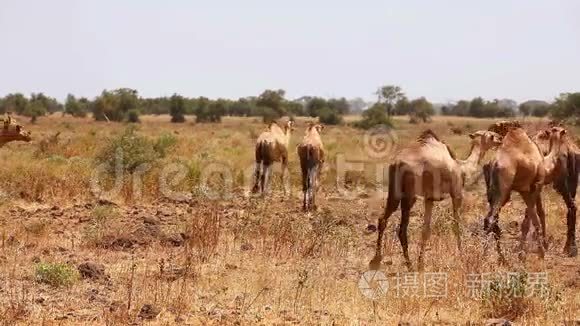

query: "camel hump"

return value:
[417, 129, 441, 142]
[488, 120, 522, 136]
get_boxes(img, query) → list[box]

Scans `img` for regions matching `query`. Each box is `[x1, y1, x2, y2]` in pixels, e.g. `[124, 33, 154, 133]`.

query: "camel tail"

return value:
[305, 145, 319, 189]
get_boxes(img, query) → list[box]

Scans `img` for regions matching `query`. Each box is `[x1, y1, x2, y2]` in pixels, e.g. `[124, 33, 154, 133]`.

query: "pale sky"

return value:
[1, 0, 579, 103]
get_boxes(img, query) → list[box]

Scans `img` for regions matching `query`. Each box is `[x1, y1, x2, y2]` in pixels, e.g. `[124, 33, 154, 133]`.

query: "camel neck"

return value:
[459, 143, 483, 182]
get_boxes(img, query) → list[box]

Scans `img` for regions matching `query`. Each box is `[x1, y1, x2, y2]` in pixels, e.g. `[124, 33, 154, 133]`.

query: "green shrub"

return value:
[154, 133, 178, 158]
[127, 109, 140, 123]
[353, 103, 392, 129]
[95, 126, 160, 175]
[318, 107, 343, 125]
[35, 263, 78, 287]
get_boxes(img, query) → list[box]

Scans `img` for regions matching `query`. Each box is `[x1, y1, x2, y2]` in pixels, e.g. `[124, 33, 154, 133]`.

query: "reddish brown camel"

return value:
[0, 115, 32, 147]
[370, 129, 503, 271]
[484, 121, 578, 257]
[297, 123, 325, 211]
[252, 119, 295, 195]
[482, 125, 567, 260]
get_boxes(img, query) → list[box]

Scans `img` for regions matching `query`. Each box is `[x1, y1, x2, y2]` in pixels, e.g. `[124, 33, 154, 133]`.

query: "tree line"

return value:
[1, 86, 579, 128]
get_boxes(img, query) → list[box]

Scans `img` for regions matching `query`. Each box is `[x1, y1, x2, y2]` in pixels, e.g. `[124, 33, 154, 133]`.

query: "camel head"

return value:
[307, 122, 324, 134]
[533, 126, 568, 155]
[1, 115, 32, 145]
[468, 130, 502, 151]
[285, 120, 296, 133]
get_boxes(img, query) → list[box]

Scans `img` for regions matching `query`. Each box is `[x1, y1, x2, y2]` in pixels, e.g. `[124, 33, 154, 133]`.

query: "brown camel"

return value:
[252, 119, 295, 195]
[370, 129, 503, 270]
[297, 123, 325, 211]
[529, 126, 578, 256]
[482, 125, 567, 260]
[0, 115, 32, 147]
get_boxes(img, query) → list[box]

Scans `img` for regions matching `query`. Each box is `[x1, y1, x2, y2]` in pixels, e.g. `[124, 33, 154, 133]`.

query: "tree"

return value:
[353, 103, 392, 129]
[318, 107, 343, 125]
[306, 97, 327, 117]
[169, 94, 186, 123]
[375, 85, 404, 117]
[327, 97, 350, 115]
[408, 97, 434, 122]
[393, 97, 410, 115]
[256, 89, 286, 118]
[196, 98, 225, 123]
[469, 97, 485, 117]
[551, 92, 580, 120]
[65, 94, 88, 117]
[519, 103, 531, 117]
[0, 93, 28, 114]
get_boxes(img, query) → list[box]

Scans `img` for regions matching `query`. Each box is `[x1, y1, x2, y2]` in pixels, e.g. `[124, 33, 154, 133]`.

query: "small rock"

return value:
[365, 224, 377, 233]
[78, 262, 106, 280]
[138, 304, 161, 320]
[143, 216, 160, 225]
[163, 233, 185, 247]
[240, 243, 254, 251]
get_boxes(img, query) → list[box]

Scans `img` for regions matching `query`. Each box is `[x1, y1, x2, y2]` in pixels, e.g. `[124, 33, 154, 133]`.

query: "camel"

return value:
[297, 123, 325, 211]
[370, 129, 503, 271]
[0, 114, 32, 147]
[252, 119, 295, 195]
[530, 125, 578, 256]
[482, 124, 568, 260]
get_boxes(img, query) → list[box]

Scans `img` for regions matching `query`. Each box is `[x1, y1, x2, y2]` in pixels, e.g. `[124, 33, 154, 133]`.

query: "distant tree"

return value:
[519, 103, 531, 116]
[285, 100, 305, 116]
[551, 92, 580, 120]
[306, 97, 327, 117]
[0, 93, 28, 114]
[469, 97, 485, 117]
[348, 97, 367, 113]
[127, 109, 140, 123]
[353, 103, 392, 129]
[375, 85, 404, 117]
[23, 100, 47, 123]
[65, 94, 88, 117]
[318, 107, 343, 125]
[196, 99, 225, 123]
[169, 94, 186, 123]
[393, 97, 410, 115]
[408, 97, 434, 122]
[256, 89, 286, 118]
[327, 97, 350, 115]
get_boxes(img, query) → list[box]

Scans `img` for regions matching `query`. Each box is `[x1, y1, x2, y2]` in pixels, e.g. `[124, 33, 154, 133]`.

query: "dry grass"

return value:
[0, 113, 578, 324]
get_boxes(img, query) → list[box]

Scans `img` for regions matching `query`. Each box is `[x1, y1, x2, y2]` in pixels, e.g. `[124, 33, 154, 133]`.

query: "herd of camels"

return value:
[1, 114, 578, 271]
[250, 117, 578, 270]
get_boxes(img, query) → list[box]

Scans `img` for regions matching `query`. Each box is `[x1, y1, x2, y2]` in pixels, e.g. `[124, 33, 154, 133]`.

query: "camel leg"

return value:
[417, 199, 434, 271]
[301, 162, 308, 211]
[451, 196, 463, 252]
[262, 163, 272, 195]
[369, 192, 401, 270]
[311, 165, 318, 210]
[521, 189, 545, 259]
[281, 156, 288, 198]
[399, 197, 416, 270]
[535, 194, 548, 250]
[555, 179, 578, 257]
[252, 161, 262, 194]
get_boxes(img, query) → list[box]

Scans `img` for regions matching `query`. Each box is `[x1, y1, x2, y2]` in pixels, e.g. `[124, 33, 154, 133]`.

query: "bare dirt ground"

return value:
[0, 115, 578, 325]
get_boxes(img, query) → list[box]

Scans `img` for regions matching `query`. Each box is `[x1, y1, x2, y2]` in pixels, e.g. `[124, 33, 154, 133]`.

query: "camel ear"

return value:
[469, 133, 476, 139]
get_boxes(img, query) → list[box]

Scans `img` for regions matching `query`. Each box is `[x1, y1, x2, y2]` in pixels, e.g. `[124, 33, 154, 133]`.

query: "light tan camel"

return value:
[297, 123, 325, 211]
[529, 125, 578, 256]
[483, 125, 567, 260]
[252, 119, 295, 195]
[0, 115, 32, 147]
[370, 129, 502, 270]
